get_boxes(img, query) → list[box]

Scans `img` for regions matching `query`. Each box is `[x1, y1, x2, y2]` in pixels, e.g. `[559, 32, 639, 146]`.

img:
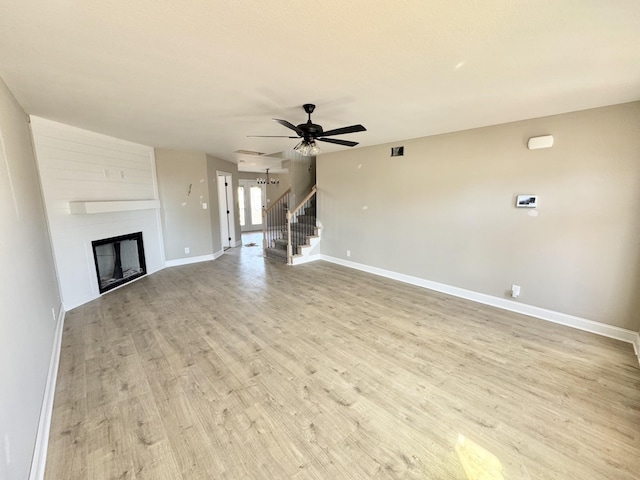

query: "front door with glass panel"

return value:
[238, 180, 266, 232]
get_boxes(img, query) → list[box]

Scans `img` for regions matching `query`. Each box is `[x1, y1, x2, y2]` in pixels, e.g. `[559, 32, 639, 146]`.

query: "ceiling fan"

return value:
[248, 103, 366, 156]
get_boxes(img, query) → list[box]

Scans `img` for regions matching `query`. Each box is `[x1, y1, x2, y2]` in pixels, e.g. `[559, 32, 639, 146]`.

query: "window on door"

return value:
[250, 186, 263, 225]
[238, 186, 245, 226]
[238, 180, 265, 231]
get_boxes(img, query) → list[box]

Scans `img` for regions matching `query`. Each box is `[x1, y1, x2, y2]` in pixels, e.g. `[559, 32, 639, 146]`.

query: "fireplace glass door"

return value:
[92, 232, 146, 294]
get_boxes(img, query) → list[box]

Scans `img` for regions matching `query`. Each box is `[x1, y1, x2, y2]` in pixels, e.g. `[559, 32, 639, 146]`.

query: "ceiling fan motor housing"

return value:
[299, 123, 324, 140]
[300, 104, 322, 140]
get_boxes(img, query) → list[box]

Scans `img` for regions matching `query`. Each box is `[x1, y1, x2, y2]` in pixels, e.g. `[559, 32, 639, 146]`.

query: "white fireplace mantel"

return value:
[68, 200, 160, 214]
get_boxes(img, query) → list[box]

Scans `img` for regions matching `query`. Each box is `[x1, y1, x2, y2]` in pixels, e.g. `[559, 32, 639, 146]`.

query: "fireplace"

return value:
[91, 232, 147, 294]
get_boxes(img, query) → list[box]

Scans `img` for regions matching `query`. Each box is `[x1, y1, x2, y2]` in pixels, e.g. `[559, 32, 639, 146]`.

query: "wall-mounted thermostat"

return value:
[516, 195, 538, 208]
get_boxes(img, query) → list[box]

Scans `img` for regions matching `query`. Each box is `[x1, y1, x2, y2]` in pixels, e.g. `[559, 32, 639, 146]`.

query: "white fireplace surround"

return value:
[31, 117, 165, 310]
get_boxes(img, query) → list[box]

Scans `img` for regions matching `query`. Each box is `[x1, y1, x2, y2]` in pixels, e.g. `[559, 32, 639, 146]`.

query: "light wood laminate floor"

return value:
[45, 238, 640, 479]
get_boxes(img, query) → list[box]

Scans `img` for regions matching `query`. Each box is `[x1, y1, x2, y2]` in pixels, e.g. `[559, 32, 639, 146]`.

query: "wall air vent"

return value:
[391, 146, 404, 157]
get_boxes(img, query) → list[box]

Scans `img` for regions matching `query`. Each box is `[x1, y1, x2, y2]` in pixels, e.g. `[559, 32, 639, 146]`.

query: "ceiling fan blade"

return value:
[317, 137, 359, 147]
[318, 124, 366, 137]
[247, 135, 300, 138]
[273, 118, 303, 136]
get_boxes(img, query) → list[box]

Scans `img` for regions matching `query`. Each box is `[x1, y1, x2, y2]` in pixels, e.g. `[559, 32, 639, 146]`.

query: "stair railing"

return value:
[262, 187, 291, 260]
[286, 185, 317, 265]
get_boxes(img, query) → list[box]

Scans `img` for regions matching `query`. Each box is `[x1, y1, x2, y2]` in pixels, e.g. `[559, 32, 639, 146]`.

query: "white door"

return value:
[217, 173, 236, 249]
[238, 179, 265, 232]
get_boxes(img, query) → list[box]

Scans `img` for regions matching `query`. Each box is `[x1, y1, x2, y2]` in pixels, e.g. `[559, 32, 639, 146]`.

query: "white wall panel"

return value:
[31, 117, 164, 310]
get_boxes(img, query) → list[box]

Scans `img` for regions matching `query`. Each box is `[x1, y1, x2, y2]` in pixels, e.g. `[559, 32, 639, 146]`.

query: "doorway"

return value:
[217, 172, 236, 250]
[238, 179, 266, 232]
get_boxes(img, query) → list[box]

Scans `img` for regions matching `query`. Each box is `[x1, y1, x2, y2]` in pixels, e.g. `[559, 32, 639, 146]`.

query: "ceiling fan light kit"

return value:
[294, 140, 321, 156]
[249, 103, 366, 155]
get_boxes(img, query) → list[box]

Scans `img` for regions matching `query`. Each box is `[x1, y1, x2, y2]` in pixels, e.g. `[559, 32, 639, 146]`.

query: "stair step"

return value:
[276, 229, 312, 238]
[296, 214, 316, 225]
[273, 239, 288, 249]
[271, 237, 316, 254]
[290, 233, 311, 242]
[265, 247, 287, 259]
[276, 228, 313, 236]
[290, 223, 315, 234]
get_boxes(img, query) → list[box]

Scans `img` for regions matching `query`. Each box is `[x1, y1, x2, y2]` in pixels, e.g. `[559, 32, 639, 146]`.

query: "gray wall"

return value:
[155, 149, 213, 261]
[284, 154, 316, 208]
[155, 150, 242, 260]
[318, 102, 640, 331]
[0, 78, 61, 479]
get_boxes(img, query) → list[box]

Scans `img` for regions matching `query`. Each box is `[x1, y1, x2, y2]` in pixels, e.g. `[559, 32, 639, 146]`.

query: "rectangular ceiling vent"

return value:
[391, 146, 404, 157]
[235, 149, 264, 156]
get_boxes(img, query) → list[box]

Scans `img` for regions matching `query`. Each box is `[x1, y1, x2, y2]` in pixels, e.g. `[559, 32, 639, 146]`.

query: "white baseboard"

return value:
[233, 240, 242, 248]
[633, 333, 640, 362]
[165, 253, 216, 267]
[29, 305, 65, 480]
[291, 254, 321, 266]
[320, 255, 640, 357]
[213, 249, 224, 259]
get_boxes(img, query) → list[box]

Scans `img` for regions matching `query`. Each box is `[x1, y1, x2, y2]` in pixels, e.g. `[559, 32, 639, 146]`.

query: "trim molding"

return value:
[633, 333, 640, 362]
[320, 255, 640, 354]
[165, 253, 216, 267]
[291, 254, 321, 266]
[29, 305, 65, 480]
[68, 199, 159, 215]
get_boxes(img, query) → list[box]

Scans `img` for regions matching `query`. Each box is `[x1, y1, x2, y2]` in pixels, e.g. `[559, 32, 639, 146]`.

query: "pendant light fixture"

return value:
[256, 168, 279, 185]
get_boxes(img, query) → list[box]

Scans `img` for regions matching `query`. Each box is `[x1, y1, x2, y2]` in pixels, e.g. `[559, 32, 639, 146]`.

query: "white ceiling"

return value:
[1, 1, 639, 172]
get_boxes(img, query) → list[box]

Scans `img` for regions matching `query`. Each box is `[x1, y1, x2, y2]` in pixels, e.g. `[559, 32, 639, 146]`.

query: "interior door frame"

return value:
[238, 179, 266, 232]
[216, 171, 236, 250]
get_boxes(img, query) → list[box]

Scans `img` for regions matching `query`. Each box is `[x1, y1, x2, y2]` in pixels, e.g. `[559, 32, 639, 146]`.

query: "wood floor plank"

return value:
[44, 238, 640, 479]
[118, 393, 184, 480]
[84, 402, 136, 480]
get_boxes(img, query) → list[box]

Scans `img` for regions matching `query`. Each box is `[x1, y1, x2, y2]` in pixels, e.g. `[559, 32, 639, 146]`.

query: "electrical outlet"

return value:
[202, 203, 207, 209]
[184, 247, 190, 254]
[511, 285, 521, 298]
[346, 250, 351, 257]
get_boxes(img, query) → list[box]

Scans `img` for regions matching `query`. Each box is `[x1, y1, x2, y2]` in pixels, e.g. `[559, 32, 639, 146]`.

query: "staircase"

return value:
[263, 186, 320, 265]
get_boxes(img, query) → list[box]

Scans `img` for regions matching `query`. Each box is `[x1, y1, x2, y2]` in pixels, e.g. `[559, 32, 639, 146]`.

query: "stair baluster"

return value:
[263, 185, 318, 265]
[262, 188, 291, 263]
[286, 185, 317, 265]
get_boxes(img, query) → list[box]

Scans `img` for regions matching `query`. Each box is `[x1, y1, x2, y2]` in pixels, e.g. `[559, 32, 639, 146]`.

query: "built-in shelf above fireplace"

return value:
[68, 199, 160, 214]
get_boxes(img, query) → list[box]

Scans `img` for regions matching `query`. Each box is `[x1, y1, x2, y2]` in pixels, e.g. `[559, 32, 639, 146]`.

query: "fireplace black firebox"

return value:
[91, 232, 147, 294]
